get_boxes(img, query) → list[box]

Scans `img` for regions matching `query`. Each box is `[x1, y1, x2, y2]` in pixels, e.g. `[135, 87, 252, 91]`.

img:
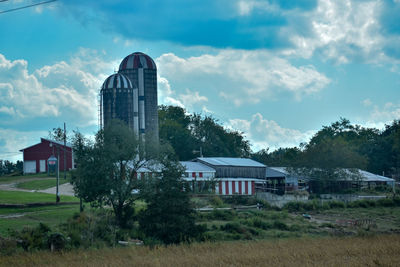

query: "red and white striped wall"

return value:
[215, 179, 258, 195]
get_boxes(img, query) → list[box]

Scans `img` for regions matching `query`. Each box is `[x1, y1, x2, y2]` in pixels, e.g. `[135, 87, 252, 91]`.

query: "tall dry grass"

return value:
[1, 235, 400, 266]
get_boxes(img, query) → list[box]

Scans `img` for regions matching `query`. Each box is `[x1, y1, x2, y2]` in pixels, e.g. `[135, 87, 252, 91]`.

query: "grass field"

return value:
[1, 234, 399, 266]
[0, 205, 79, 236]
[16, 178, 70, 190]
[0, 173, 49, 184]
[0, 191, 78, 204]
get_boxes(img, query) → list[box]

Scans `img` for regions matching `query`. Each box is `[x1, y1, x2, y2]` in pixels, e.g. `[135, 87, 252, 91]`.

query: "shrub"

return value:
[224, 195, 258, 206]
[61, 210, 117, 248]
[329, 201, 345, 209]
[0, 237, 18, 256]
[12, 223, 52, 252]
[220, 223, 247, 234]
[209, 196, 224, 207]
[210, 209, 236, 221]
[272, 221, 289, 231]
[377, 198, 395, 207]
[284, 201, 303, 212]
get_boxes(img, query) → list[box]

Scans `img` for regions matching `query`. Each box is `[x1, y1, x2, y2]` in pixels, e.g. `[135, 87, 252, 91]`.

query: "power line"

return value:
[0, 0, 57, 14]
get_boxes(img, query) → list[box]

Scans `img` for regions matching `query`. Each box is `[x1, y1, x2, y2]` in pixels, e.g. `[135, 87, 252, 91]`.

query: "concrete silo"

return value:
[118, 52, 159, 144]
[100, 73, 135, 130]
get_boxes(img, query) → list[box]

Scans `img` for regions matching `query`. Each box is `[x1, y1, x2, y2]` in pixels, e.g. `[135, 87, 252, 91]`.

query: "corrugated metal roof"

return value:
[180, 161, 216, 172]
[266, 167, 287, 177]
[196, 157, 266, 167]
[356, 170, 395, 182]
[267, 167, 395, 183]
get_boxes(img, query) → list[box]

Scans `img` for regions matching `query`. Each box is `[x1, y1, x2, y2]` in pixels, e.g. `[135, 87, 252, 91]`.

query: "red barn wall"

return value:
[22, 139, 73, 173]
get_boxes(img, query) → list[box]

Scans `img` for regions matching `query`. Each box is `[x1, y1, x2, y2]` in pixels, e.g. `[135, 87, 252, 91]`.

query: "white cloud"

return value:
[156, 50, 330, 106]
[359, 100, 400, 129]
[178, 89, 208, 108]
[227, 113, 315, 151]
[236, 1, 276, 16]
[0, 49, 112, 126]
[286, 0, 386, 63]
[0, 128, 47, 162]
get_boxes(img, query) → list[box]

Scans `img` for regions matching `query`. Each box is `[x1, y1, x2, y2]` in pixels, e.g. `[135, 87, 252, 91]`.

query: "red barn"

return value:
[19, 138, 74, 174]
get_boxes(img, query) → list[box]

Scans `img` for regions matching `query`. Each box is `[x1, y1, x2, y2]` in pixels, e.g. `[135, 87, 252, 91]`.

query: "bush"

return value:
[329, 201, 345, 209]
[12, 223, 51, 252]
[376, 198, 395, 207]
[244, 217, 271, 230]
[209, 196, 224, 207]
[272, 221, 289, 231]
[48, 233, 66, 251]
[0, 237, 18, 256]
[220, 223, 247, 234]
[61, 211, 117, 248]
[210, 209, 236, 221]
[224, 195, 258, 206]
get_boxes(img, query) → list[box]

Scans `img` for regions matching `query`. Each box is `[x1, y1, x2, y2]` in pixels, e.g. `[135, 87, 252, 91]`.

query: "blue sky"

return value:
[0, 0, 399, 161]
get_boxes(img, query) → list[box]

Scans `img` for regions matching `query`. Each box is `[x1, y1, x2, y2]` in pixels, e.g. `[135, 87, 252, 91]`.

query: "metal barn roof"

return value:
[266, 167, 288, 177]
[180, 161, 216, 172]
[356, 170, 395, 182]
[196, 157, 266, 167]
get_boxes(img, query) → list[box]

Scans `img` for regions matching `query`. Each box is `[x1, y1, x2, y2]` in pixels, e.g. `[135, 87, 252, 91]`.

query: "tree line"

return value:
[159, 106, 399, 180]
[46, 106, 400, 180]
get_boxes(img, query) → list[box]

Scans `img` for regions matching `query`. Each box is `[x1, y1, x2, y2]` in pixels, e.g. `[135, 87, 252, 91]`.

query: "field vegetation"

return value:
[1, 235, 399, 266]
[0, 191, 78, 204]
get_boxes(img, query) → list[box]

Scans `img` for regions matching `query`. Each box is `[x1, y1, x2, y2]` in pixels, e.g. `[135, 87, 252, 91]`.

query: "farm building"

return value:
[265, 167, 308, 193]
[133, 158, 267, 196]
[19, 138, 74, 174]
[265, 167, 395, 193]
[191, 157, 267, 195]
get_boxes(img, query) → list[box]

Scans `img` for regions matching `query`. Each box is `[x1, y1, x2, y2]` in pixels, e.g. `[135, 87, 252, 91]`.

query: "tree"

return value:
[138, 159, 204, 244]
[71, 119, 152, 228]
[158, 105, 197, 160]
[48, 127, 67, 142]
[158, 105, 251, 160]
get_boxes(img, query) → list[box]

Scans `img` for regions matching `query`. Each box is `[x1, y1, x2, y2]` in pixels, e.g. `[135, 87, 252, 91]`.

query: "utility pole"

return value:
[56, 146, 60, 203]
[64, 122, 67, 180]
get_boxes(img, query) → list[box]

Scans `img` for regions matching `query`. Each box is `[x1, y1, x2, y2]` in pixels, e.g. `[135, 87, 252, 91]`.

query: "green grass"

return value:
[0, 204, 79, 236]
[16, 178, 70, 190]
[0, 191, 78, 204]
[0, 172, 73, 185]
[0, 173, 50, 184]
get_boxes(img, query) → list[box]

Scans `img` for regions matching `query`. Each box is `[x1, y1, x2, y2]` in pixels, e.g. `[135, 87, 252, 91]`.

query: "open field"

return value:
[0, 191, 78, 204]
[16, 178, 70, 190]
[0, 173, 49, 184]
[0, 190, 79, 236]
[1, 234, 399, 266]
[0, 205, 79, 236]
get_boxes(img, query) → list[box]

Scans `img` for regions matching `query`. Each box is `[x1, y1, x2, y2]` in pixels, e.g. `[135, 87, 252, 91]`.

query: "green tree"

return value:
[138, 159, 203, 244]
[71, 120, 152, 228]
[158, 105, 197, 160]
[158, 105, 251, 160]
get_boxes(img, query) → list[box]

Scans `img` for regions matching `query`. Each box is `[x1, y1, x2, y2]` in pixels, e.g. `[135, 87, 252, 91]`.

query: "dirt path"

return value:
[38, 183, 75, 196]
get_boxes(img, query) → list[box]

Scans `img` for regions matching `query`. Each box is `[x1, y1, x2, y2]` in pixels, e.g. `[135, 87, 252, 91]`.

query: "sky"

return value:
[0, 0, 400, 162]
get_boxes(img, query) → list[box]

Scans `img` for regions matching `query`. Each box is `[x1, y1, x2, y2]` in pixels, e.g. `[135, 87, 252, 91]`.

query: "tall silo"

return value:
[100, 73, 135, 130]
[118, 52, 159, 144]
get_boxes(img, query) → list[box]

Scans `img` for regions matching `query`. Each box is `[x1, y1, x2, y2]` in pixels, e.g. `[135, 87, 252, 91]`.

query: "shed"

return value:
[19, 138, 74, 174]
[194, 157, 266, 179]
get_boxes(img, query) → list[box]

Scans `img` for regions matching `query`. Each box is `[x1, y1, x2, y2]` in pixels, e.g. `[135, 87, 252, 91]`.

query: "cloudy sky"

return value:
[1, 0, 399, 161]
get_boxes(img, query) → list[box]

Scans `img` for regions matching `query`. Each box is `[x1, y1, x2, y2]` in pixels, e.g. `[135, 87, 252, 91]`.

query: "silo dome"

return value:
[119, 52, 157, 71]
[101, 73, 133, 89]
